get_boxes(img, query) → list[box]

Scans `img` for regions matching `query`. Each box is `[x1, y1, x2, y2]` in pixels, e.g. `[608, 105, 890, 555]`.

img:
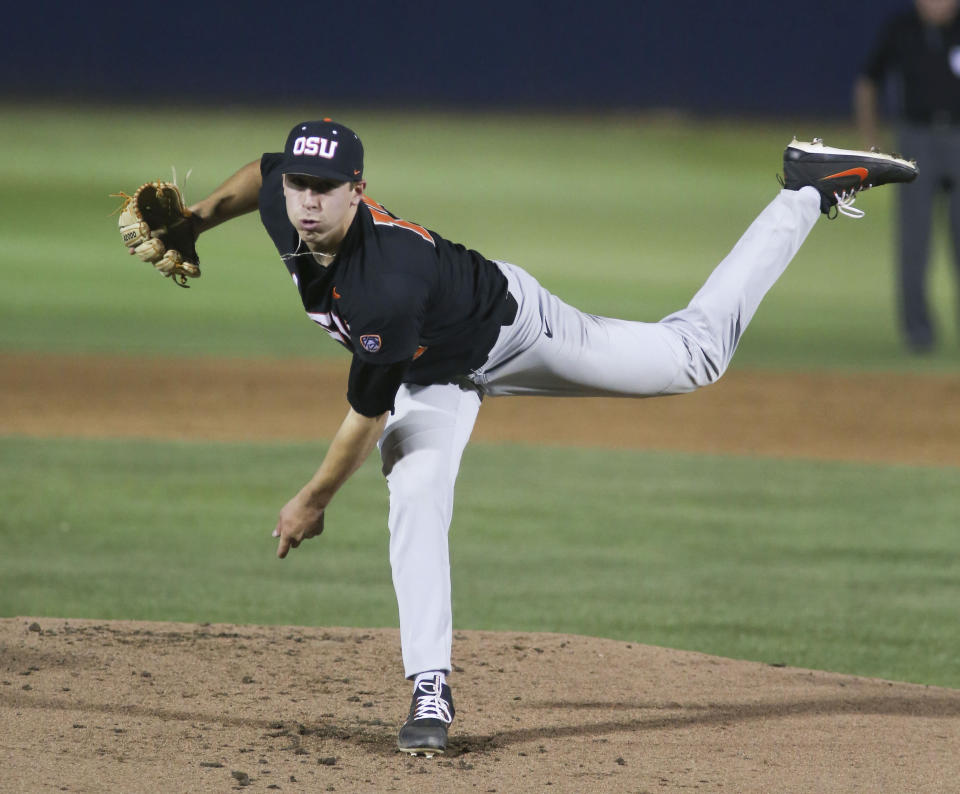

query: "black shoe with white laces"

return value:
[782, 138, 918, 218]
[397, 674, 455, 757]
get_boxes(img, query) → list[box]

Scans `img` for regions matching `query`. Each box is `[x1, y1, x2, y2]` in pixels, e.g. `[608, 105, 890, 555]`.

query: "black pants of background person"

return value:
[896, 123, 960, 352]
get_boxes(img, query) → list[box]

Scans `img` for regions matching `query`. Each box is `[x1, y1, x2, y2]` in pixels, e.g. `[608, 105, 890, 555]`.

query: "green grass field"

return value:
[2, 104, 958, 689]
[4, 103, 960, 367]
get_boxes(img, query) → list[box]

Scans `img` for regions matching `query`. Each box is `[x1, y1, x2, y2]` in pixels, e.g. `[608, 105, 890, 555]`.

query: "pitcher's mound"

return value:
[2, 618, 958, 793]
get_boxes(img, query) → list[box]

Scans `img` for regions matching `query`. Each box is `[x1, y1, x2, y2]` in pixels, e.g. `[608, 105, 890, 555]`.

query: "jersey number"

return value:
[307, 308, 351, 347]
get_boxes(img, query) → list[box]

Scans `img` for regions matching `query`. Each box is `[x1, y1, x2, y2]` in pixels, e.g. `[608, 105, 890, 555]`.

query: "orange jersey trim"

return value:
[362, 196, 434, 245]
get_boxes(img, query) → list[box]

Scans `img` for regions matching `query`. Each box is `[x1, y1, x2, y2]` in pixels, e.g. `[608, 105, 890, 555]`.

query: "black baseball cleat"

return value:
[782, 138, 918, 218]
[397, 674, 455, 757]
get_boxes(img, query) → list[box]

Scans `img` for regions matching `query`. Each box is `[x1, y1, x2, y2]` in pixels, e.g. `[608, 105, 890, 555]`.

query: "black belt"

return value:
[500, 291, 519, 326]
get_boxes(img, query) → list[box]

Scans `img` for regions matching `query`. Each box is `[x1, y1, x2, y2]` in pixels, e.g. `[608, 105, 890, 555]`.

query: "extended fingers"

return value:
[273, 522, 303, 559]
[273, 522, 289, 559]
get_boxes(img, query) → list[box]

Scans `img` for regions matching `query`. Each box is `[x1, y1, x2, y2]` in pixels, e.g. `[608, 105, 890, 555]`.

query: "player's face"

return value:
[282, 174, 365, 250]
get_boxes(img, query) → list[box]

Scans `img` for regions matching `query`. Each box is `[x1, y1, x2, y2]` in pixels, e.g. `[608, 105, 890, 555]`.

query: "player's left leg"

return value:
[379, 381, 481, 755]
[379, 381, 481, 678]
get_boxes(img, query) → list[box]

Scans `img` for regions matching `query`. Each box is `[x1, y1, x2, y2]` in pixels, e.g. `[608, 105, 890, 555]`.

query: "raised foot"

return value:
[782, 138, 918, 218]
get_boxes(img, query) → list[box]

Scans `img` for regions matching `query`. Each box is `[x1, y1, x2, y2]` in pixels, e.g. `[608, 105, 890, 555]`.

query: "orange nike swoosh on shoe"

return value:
[821, 167, 869, 182]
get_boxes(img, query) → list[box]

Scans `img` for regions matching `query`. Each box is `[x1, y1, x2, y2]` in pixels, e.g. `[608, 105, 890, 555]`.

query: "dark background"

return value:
[3, 0, 909, 115]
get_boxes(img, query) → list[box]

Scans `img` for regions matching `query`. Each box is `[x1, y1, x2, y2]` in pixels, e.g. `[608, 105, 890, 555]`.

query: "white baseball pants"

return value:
[378, 187, 822, 678]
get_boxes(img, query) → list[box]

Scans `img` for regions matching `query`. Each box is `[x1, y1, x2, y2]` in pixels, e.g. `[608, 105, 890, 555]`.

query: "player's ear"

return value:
[350, 180, 366, 203]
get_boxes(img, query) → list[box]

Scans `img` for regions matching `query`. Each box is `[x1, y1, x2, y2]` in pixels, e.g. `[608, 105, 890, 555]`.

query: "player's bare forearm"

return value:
[301, 407, 388, 504]
[273, 407, 389, 558]
[189, 159, 263, 235]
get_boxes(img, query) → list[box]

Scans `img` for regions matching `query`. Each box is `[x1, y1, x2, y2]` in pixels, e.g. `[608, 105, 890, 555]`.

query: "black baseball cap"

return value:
[280, 119, 364, 182]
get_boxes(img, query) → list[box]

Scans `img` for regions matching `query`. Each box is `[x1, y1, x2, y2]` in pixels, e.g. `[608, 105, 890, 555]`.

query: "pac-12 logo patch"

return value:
[360, 334, 382, 353]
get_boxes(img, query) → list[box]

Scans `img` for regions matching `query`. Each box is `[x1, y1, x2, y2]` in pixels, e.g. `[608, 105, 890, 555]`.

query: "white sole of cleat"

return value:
[400, 749, 441, 758]
[787, 139, 917, 168]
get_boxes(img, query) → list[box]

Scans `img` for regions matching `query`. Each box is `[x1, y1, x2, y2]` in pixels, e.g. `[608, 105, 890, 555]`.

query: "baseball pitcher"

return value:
[116, 118, 917, 756]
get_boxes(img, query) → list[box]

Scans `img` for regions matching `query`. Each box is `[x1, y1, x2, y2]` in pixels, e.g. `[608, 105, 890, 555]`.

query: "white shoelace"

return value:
[834, 189, 867, 219]
[412, 677, 453, 723]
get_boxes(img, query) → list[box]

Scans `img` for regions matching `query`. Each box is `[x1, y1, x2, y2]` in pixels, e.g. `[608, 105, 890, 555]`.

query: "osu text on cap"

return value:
[292, 136, 338, 159]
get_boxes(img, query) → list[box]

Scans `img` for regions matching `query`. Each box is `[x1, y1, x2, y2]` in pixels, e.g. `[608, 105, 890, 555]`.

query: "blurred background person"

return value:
[855, 0, 960, 353]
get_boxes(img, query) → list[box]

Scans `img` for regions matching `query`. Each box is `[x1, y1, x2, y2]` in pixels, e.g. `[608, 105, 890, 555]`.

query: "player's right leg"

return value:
[475, 187, 821, 397]
[474, 141, 917, 399]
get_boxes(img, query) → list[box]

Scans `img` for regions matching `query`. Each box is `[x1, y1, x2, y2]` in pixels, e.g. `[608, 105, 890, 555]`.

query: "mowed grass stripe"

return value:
[1, 435, 957, 688]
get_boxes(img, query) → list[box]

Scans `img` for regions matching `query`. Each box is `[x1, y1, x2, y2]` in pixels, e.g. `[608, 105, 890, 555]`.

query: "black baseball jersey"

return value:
[258, 153, 515, 416]
[862, 10, 960, 125]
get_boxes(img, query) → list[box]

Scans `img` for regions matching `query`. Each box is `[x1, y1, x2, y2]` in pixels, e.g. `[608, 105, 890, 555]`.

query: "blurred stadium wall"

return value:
[3, 1, 906, 115]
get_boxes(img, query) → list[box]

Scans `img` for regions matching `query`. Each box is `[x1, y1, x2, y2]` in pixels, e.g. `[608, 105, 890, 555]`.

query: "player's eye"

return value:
[314, 179, 343, 193]
[285, 175, 344, 193]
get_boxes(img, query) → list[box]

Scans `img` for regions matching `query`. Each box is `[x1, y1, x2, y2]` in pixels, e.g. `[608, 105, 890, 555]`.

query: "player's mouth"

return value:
[298, 218, 322, 231]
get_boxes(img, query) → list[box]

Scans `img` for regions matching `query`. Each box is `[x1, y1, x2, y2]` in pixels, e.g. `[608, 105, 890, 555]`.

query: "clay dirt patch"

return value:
[3, 618, 959, 794]
[3, 353, 960, 792]
[5, 352, 960, 465]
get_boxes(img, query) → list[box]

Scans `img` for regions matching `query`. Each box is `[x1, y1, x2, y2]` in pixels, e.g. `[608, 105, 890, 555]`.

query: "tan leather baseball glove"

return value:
[115, 181, 201, 287]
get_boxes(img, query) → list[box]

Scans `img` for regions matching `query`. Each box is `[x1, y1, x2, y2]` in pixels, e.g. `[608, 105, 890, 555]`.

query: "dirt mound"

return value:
[2, 618, 958, 793]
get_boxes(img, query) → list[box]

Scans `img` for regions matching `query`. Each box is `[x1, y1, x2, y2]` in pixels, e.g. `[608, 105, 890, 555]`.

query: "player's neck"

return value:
[304, 231, 344, 266]
[309, 250, 336, 266]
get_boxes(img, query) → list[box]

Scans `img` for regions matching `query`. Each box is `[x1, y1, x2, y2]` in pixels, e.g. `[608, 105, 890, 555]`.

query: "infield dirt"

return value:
[3, 353, 960, 793]
[6, 352, 960, 465]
